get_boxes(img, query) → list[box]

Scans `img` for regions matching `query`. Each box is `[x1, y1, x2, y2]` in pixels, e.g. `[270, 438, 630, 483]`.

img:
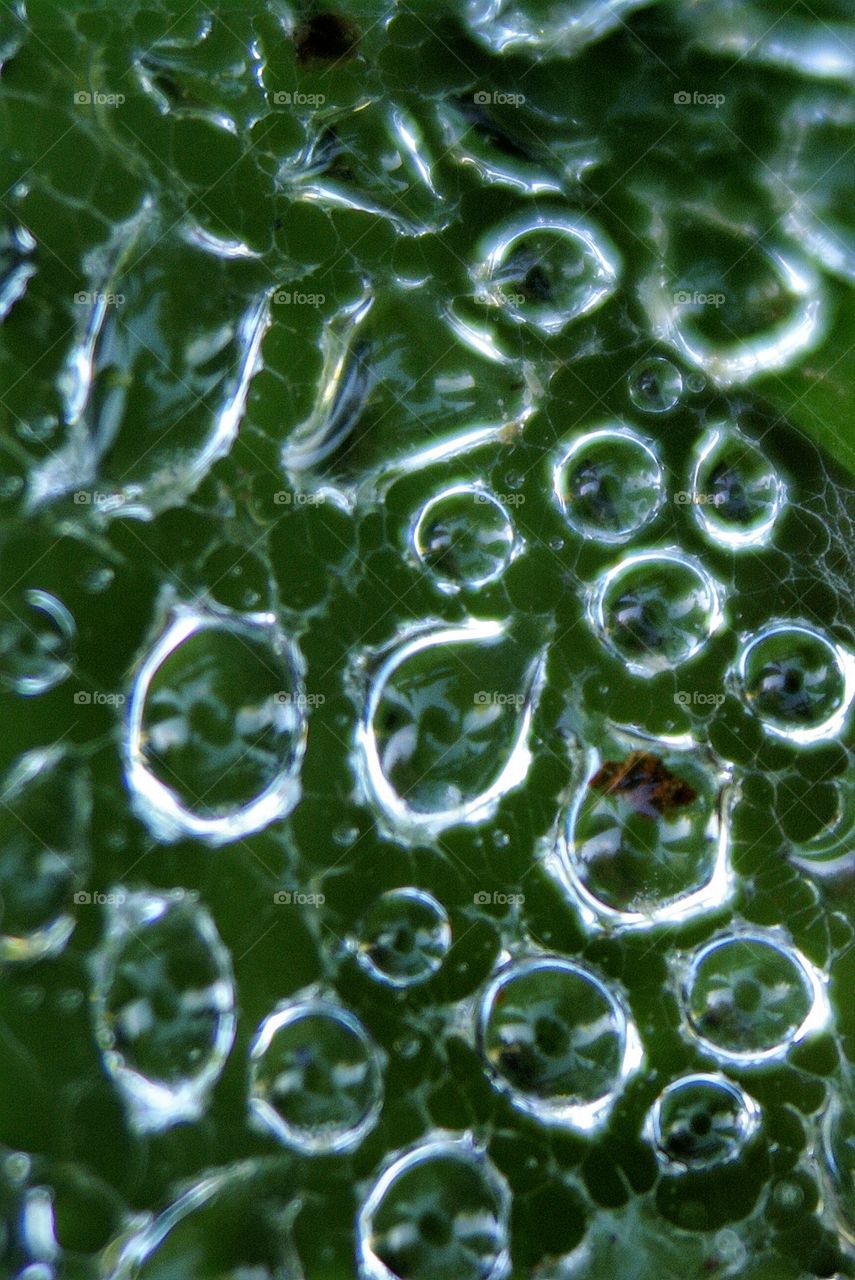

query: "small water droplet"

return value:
[355, 888, 451, 988]
[644, 1072, 760, 1170]
[735, 620, 854, 744]
[627, 357, 684, 413]
[553, 424, 665, 543]
[411, 484, 519, 593]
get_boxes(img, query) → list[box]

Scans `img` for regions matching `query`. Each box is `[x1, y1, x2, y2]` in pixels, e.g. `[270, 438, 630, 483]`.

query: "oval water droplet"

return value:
[126, 603, 307, 844]
[248, 994, 384, 1154]
[553, 424, 665, 544]
[354, 888, 451, 988]
[690, 424, 786, 549]
[734, 621, 855, 744]
[681, 929, 829, 1066]
[557, 746, 734, 930]
[0, 588, 75, 695]
[472, 210, 620, 336]
[355, 619, 545, 837]
[627, 356, 684, 413]
[588, 550, 725, 675]
[357, 1134, 511, 1280]
[411, 484, 519, 593]
[90, 888, 236, 1133]
[644, 1072, 760, 1170]
[477, 956, 642, 1131]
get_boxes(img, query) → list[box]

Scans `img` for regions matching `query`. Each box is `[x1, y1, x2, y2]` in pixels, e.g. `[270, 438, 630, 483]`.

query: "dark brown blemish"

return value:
[588, 750, 697, 817]
[296, 13, 360, 65]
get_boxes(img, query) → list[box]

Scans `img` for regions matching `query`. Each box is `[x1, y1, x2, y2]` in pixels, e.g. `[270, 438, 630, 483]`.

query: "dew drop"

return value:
[355, 888, 451, 988]
[411, 484, 518, 593]
[734, 621, 854, 744]
[644, 1073, 760, 1170]
[690, 424, 786, 549]
[553, 424, 664, 544]
[627, 357, 683, 414]
[0, 589, 75, 695]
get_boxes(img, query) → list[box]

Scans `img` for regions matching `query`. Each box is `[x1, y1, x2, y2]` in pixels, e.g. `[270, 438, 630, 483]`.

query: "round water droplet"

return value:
[690, 424, 786, 548]
[553, 424, 664, 544]
[0, 748, 90, 963]
[477, 956, 642, 1131]
[355, 889, 451, 988]
[735, 621, 854, 744]
[411, 485, 518, 592]
[357, 1135, 511, 1280]
[249, 994, 383, 1154]
[0, 589, 75, 695]
[627, 357, 684, 413]
[644, 1073, 760, 1170]
[682, 930, 828, 1066]
[109, 1162, 302, 1280]
[126, 604, 307, 844]
[90, 888, 236, 1133]
[588, 550, 725, 675]
[464, 0, 652, 57]
[473, 211, 620, 336]
[559, 748, 733, 930]
[356, 620, 544, 836]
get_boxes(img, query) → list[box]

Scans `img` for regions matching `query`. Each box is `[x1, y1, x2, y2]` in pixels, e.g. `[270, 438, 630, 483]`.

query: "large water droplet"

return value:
[355, 619, 545, 837]
[553, 424, 664, 544]
[680, 929, 829, 1066]
[126, 603, 307, 844]
[690, 424, 786, 549]
[734, 621, 855, 744]
[472, 210, 620, 336]
[477, 956, 643, 1131]
[411, 484, 519, 592]
[248, 993, 384, 1154]
[90, 888, 236, 1133]
[821, 1097, 855, 1241]
[644, 1072, 760, 1170]
[354, 889, 451, 989]
[357, 1134, 511, 1280]
[556, 746, 734, 930]
[464, 0, 654, 57]
[588, 550, 725, 675]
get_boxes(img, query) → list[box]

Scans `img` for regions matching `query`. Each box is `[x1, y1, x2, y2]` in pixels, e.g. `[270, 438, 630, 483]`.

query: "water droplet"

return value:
[126, 603, 307, 844]
[0, 222, 36, 321]
[358, 1135, 511, 1280]
[588, 549, 725, 675]
[627, 357, 684, 413]
[355, 619, 545, 837]
[90, 888, 236, 1133]
[472, 210, 620, 336]
[644, 1072, 760, 1170]
[690, 424, 786, 549]
[464, 0, 653, 57]
[681, 929, 829, 1066]
[557, 747, 734, 930]
[248, 993, 384, 1155]
[735, 621, 855, 744]
[355, 888, 451, 988]
[553, 424, 665, 544]
[411, 484, 519, 592]
[0, 747, 90, 963]
[477, 956, 643, 1130]
[0, 589, 75, 695]
[822, 1098, 855, 1239]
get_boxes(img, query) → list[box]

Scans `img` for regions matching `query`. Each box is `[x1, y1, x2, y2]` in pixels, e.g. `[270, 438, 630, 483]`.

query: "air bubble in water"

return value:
[90, 888, 236, 1133]
[357, 1134, 511, 1280]
[627, 356, 683, 413]
[248, 993, 384, 1154]
[556, 746, 734, 930]
[681, 929, 829, 1066]
[588, 549, 725, 675]
[354, 888, 451, 988]
[644, 1073, 760, 1170]
[472, 210, 620, 336]
[477, 956, 642, 1131]
[411, 484, 518, 592]
[690, 424, 786, 549]
[553, 424, 664, 544]
[734, 621, 854, 744]
[125, 603, 307, 844]
[355, 619, 545, 837]
[464, 0, 654, 57]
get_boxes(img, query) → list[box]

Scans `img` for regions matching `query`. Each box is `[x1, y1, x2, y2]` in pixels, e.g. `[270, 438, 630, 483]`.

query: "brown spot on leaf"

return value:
[588, 750, 697, 817]
[296, 13, 359, 65]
